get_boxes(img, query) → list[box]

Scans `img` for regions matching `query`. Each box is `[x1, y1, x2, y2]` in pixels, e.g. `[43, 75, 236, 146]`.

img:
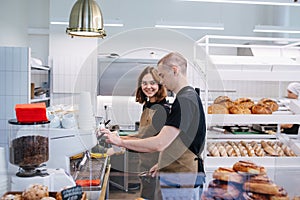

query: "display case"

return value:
[194, 34, 300, 175]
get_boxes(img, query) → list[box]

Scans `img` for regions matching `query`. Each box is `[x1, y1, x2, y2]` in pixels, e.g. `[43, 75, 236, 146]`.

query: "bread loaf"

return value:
[208, 104, 229, 114]
[258, 98, 279, 112]
[214, 96, 234, 109]
[234, 97, 255, 109]
[229, 105, 251, 114]
[251, 104, 272, 114]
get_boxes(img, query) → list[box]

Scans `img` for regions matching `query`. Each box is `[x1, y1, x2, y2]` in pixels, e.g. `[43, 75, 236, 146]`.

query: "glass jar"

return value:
[8, 119, 50, 176]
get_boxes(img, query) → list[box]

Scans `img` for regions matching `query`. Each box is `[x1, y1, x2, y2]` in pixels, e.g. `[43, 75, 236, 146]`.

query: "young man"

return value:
[104, 52, 206, 199]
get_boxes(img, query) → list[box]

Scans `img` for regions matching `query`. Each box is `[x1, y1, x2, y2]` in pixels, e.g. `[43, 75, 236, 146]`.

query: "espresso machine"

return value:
[8, 119, 98, 191]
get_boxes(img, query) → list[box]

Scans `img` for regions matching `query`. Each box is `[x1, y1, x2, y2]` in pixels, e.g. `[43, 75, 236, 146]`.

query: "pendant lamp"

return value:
[66, 0, 106, 38]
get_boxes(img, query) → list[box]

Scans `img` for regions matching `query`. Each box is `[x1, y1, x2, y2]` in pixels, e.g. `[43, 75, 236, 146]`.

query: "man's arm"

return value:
[104, 125, 180, 153]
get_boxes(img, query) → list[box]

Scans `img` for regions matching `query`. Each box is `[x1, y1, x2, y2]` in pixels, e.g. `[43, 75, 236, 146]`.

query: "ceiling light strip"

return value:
[155, 24, 224, 30]
[181, 0, 300, 6]
[254, 25, 300, 34]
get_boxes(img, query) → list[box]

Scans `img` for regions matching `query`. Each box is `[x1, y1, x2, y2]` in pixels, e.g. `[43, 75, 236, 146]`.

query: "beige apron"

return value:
[137, 107, 161, 199]
[153, 136, 199, 200]
[137, 107, 160, 171]
[158, 136, 198, 187]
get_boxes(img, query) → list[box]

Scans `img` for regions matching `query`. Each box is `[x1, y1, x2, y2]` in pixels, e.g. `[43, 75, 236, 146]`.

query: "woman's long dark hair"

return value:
[135, 66, 167, 104]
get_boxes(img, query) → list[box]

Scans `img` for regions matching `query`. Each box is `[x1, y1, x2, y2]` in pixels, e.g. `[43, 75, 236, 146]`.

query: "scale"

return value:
[8, 119, 98, 191]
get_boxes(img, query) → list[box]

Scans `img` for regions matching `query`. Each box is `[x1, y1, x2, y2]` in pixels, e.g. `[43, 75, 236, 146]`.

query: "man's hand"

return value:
[149, 163, 158, 177]
[102, 128, 123, 147]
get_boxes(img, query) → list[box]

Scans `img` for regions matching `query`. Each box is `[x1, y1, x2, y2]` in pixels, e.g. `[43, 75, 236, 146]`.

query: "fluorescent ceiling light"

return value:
[50, 21, 124, 27]
[155, 22, 224, 30]
[254, 25, 300, 34]
[181, 0, 300, 6]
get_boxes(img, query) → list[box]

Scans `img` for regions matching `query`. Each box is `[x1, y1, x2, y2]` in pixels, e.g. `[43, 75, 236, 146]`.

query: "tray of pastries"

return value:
[207, 140, 297, 157]
[202, 160, 300, 200]
[208, 96, 282, 115]
[1, 184, 87, 200]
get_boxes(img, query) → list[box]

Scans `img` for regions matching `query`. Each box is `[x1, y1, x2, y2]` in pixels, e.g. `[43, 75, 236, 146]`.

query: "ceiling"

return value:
[95, 0, 300, 40]
[46, 0, 300, 41]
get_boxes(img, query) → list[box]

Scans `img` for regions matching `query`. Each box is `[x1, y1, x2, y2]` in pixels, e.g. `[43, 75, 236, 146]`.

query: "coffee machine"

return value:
[8, 119, 98, 191]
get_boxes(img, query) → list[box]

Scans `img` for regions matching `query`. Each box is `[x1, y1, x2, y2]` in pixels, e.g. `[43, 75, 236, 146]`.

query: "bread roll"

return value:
[207, 179, 241, 200]
[250, 141, 265, 157]
[214, 96, 232, 104]
[214, 96, 234, 109]
[213, 167, 244, 183]
[234, 98, 255, 109]
[207, 143, 220, 157]
[229, 105, 251, 114]
[208, 104, 229, 114]
[223, 142, 236, 156]
[237, 143, 248, 157]
[241, 141, 255, 157]
[277, 142, 297, 157]
[22, 184, 49, 200]
[268, 141, 284, 156]
[251, 104, 272, 114]
[261, 140, 278, 156]
[241, 191, 270, 200]
[244, 180, 287, 196]
[228, 141, 241, 156]
[258, 98, 279, 112]
[233, 160, 266, 175]
[216, 143, 228, 157]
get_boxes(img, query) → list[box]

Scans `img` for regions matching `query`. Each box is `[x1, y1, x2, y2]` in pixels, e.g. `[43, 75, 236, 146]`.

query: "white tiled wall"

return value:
[0, 46, 30, 149]
[50, 54, 98, 107]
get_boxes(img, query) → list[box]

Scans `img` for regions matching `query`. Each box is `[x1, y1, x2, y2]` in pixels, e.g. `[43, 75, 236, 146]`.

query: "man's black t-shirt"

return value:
[164, 86, 206, 156]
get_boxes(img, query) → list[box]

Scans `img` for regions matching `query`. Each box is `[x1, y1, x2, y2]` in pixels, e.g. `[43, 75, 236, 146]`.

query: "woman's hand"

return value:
[149, 163, 158, 177]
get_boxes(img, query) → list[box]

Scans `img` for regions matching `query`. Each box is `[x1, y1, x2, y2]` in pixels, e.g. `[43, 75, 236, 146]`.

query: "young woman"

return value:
[128, 66, 170, 199]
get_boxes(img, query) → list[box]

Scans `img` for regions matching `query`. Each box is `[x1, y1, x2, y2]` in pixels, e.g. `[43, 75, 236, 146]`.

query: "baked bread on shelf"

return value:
[258, 98, 279, 112]
[214, 96, 234, 109]
[207, 141, 297, 157]
[207, 104, 229, 114]
[234, 97, 255, 109]
[251, 103, 273, 114]
[229, 105, 252, 114]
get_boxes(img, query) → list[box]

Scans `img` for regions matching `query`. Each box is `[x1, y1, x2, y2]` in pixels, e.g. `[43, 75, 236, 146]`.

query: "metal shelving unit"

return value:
[30, 64, 51, 107]
[194, 35, 300, 137]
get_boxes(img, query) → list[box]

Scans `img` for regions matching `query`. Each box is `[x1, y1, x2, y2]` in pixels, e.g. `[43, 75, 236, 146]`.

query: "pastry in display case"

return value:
[201, 160, 300, 200]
